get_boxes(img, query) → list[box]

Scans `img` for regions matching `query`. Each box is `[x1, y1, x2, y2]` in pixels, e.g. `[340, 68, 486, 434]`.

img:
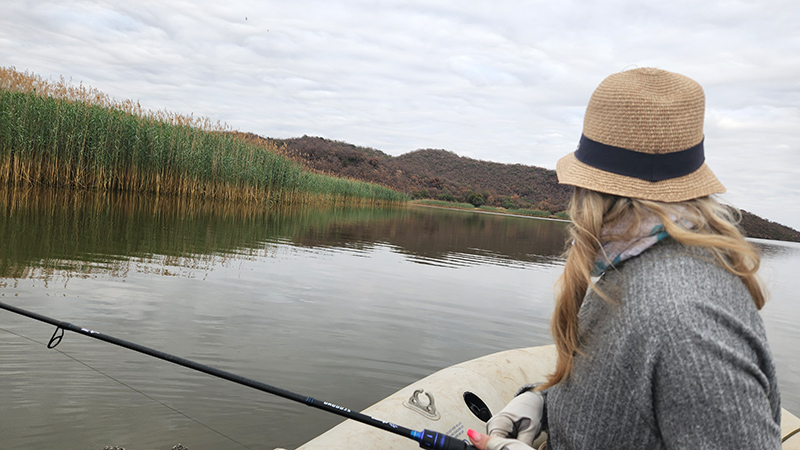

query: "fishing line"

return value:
[0, 301, 477, 450]
[0, 325, 254, 450]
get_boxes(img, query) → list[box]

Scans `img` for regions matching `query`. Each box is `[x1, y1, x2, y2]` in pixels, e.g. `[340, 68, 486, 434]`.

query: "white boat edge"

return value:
[280, 345, 800, 450]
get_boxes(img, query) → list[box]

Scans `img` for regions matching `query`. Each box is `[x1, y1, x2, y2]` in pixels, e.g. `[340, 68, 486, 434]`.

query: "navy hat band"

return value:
[575, 135, 705, 182]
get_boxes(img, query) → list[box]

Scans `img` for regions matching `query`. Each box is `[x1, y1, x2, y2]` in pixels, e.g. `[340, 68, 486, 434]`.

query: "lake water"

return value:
[1, 188, 798, 450]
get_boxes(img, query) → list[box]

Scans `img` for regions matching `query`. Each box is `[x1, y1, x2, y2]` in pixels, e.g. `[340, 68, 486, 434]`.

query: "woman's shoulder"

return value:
[621, 238, 745, 297]
[602, 238, 761, 331]
[624, 238, 727, 279]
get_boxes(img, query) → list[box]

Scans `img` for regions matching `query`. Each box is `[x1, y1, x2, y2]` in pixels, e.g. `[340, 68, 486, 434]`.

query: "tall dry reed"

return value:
[0, 66, 407, 205]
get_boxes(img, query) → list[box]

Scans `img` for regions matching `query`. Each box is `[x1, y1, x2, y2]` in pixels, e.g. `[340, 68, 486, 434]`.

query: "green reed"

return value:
[0, 67, 407, 205]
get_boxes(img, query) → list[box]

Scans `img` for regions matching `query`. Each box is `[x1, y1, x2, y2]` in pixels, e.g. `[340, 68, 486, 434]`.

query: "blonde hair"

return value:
[541, 188, 766, 390]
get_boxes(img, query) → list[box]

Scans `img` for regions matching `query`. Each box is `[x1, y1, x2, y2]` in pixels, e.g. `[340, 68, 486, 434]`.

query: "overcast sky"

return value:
[2, 0, 799, 229]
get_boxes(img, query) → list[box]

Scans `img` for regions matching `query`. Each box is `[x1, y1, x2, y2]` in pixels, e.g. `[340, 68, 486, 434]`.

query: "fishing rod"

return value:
[0, 300, 477, 450]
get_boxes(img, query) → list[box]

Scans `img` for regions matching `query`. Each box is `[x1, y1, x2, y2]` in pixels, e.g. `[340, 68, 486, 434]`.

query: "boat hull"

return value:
[286, 345, 800, 450]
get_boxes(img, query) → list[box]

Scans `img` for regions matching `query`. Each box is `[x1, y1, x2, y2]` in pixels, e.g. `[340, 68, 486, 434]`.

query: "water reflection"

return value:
[0, 187, 570, 280]
[752, 237, 800, 260]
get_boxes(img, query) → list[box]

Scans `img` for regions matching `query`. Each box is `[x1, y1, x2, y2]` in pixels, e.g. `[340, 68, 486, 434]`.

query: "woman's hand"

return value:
[487, 390, 544, 444]
[467, 429, 490, 450]
[467, 389, 544, 450]
[467, 429, 537, 450]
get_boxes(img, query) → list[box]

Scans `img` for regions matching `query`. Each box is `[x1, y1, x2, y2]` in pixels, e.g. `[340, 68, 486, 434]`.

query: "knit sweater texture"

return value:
[545, 239, 781, 449]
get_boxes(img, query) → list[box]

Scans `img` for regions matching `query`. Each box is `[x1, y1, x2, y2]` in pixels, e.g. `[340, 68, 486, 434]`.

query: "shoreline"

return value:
[411, 201, 571, 223]
[412, 202, 800, 243]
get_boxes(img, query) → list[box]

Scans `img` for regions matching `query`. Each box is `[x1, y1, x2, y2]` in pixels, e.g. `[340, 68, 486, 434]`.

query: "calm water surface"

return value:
[1, 188, 798, 450]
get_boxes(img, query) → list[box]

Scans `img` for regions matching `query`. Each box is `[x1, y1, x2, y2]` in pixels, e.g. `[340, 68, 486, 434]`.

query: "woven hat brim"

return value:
[556, 152, 726, 202]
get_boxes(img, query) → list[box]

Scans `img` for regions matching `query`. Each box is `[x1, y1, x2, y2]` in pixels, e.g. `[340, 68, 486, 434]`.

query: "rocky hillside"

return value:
[245, 134, 571, 211]
[740, 210, 800, 242]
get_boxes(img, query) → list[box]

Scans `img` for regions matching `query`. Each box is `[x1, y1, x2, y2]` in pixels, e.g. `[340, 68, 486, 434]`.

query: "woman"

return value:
[468, 68, 781, 449]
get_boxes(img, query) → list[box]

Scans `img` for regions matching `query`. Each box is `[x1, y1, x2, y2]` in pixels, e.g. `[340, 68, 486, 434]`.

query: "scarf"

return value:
[593, 210, 691, 276]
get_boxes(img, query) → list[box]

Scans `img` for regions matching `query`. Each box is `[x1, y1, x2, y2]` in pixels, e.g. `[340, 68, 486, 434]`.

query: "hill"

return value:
[393, 149, 571, 211]
[239, 134, 800, 243]
[245, 134, 571, 212]
[740, 210, 800, 242]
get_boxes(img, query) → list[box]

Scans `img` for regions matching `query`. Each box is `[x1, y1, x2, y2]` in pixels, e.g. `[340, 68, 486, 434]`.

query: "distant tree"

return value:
[413, 189, 429, 199]
[466, 192, 486, 207]
[538, 199, 559, 212]
[502, 196, 517, 209]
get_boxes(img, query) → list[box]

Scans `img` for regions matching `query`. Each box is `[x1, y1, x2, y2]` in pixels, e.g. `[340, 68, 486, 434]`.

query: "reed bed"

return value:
[0, 67, 407, 205]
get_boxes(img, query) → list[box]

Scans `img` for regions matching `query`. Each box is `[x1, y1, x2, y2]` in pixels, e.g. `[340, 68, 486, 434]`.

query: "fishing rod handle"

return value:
[416, 429, 479, 450]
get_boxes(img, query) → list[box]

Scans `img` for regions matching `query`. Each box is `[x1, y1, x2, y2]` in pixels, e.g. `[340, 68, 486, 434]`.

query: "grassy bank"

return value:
[0, 67, 406, 205]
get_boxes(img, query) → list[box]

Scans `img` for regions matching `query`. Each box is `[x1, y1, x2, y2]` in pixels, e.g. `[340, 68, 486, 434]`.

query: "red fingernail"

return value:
[467, 429, 477, 439]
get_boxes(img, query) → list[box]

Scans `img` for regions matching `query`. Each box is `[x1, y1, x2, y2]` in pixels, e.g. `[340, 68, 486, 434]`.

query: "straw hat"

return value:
[556, 68, 725, 202]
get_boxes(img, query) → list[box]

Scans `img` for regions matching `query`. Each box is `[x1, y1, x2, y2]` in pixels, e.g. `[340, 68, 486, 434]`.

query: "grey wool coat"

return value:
[545, 239, 781, 449]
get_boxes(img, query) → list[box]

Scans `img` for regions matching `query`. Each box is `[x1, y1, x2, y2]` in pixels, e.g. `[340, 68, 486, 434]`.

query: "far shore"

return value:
[411, 201, 800, 243]
[411, 200, 571, 223]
